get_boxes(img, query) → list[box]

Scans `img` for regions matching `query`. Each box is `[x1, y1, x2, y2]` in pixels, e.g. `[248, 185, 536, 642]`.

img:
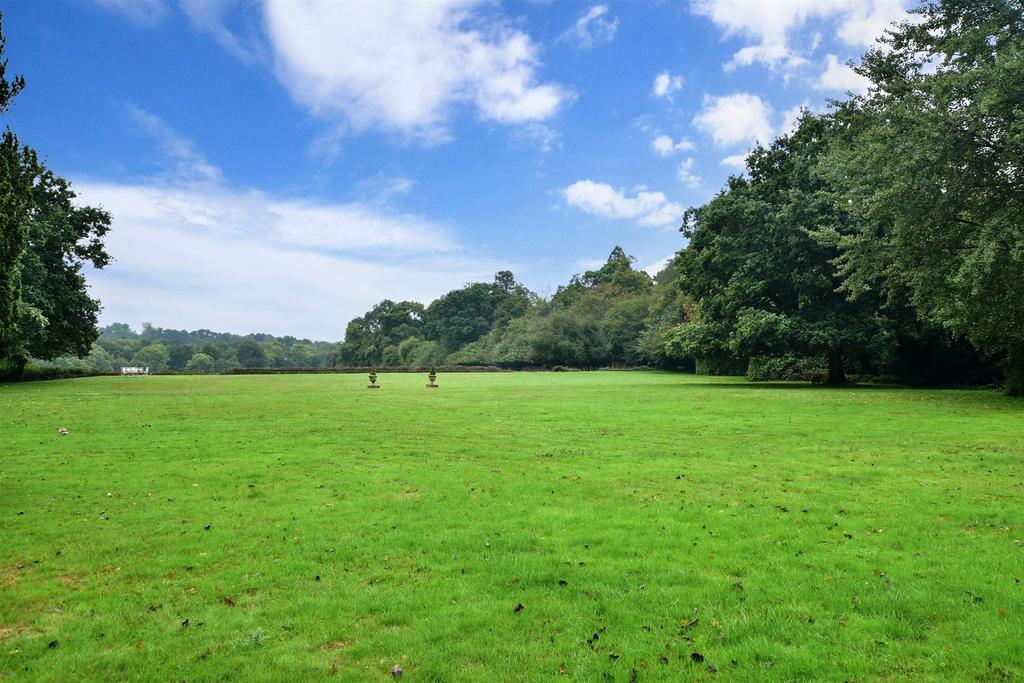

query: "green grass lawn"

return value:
[1, 372, 1022, 681]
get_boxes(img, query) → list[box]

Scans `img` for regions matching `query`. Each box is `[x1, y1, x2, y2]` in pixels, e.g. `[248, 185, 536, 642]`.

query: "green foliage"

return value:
[672, 114, 885, 385]
[818, 0, 1024, 393]
[0, 17, 111, 378]
[0, 15, 37, 371]
[235, 340, 268, 368]
[130, 343, 170, 373]
[398, 336, 445, 366]
[34, 324, 341, 374]
[184, 352, 216, 374]
[337, 299, 425, 366]
[423, 272, 531, 353]
[746, 354, 829, 383]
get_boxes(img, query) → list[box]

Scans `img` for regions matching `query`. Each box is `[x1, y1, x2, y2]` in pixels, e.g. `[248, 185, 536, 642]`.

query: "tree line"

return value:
[673, 0, 1023, 393]
[32, 323, 340, 374]
[335, 255, 687, 370]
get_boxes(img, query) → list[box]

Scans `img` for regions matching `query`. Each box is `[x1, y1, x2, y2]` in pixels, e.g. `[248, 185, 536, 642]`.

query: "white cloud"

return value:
[642, 254, 674, 277]
[651, 134, 696, 157]
[836, 0, 908, 48]
[652, 71, 684, 98]
[574, 257, 606, 272]
[815, 54, 871, 93]
[780, 100, 810, 135]
[263, 0, 568, 141]
[354, 173, 416, 204]
[180, 0, 265, 64]
[125, 105, 222, 183]
[676, 158, 702, 189]
[557, 4, 620, 49]
[692, 0, 909, 72]
[94, 0, 167, 27]
[720, 153, 747, 170]
[73, 109, 506, 340]
[562, 180, 683, 228]
[692, 93, 775, 148]
[76, 179, 503, 340]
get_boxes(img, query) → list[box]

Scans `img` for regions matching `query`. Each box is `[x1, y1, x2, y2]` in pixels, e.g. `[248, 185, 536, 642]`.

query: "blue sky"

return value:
[4, 0, 909, 340]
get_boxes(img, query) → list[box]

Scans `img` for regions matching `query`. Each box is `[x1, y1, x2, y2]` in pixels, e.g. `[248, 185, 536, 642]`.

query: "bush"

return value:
[746, 354, 828, 382]
[694, 356, 746, 376]
[1, 365, 113, 382]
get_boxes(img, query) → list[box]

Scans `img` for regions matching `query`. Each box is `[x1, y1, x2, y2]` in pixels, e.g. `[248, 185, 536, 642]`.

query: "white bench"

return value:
[121, 366, 150, 376]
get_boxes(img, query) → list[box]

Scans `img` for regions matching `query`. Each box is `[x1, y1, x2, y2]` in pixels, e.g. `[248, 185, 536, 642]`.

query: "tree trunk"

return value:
[14, 355, 26, 381]
[825, 348, 846, 386]
[1006, 347, 1024, 397]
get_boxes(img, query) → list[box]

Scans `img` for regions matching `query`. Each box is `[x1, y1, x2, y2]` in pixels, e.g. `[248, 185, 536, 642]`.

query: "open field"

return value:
[1, 372, 1023, 681]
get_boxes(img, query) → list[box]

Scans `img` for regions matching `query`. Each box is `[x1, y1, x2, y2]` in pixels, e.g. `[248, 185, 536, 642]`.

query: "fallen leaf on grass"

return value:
[513, 603, 524, 613]
[221, 596, 235, 607]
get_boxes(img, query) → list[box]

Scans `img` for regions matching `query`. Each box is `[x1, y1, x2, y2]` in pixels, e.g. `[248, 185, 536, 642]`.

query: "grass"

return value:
[1, 371, 1022, 681]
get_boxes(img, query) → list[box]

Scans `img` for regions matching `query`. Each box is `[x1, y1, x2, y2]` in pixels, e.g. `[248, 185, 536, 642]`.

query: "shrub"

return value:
[746, 354, 828, 382]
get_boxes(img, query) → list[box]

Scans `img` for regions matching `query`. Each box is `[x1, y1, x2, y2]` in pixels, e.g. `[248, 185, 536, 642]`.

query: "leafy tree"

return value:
[423, 272, 531, 352]
[0, 17, 111, 378]
[259, 340, 285, 368]
[131, 343, 169, 373]
[637, 261, 692, 369]
[395, 336, 445, 366]
[671, 114, 884, 384]
[820, 0, 1024, 393]
[286, 341, 316, 367]
[4, 167, 111, 375]
[235, 339, 268, 368]
[164, 341, 193, 371]
[185, 352, 215, 374]
[0, 16, 37, 373]
[101, 322, 135, 340]
[338, 299, 425, 365]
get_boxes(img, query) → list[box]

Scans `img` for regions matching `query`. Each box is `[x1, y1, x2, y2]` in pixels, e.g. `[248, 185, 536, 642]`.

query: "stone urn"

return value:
[426, 367, 438, 388]
[368, 369, 380, 389]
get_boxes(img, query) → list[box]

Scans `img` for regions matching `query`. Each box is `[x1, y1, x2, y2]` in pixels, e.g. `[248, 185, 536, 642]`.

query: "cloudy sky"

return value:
[5, 0, 908, 340]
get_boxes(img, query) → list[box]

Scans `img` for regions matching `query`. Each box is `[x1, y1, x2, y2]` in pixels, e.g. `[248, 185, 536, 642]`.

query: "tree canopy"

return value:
[818, 0, 1024, 392]
[0, 14, 112, 379]
[669, 114, 885, 384]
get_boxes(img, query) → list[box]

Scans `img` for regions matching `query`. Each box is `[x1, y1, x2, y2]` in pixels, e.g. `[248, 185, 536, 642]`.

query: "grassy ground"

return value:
[1, 372, 1022, 681]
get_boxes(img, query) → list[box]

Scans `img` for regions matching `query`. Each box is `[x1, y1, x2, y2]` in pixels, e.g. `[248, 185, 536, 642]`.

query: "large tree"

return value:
[820, 0, 1024, 393]
[423, 272, 530, 353]
[670, 114, 884, 384]
[0, 14, 37, 367]
[9, 171, 111, 369]
[337, 299, 426, 366]
[0, 16, 111, 377]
